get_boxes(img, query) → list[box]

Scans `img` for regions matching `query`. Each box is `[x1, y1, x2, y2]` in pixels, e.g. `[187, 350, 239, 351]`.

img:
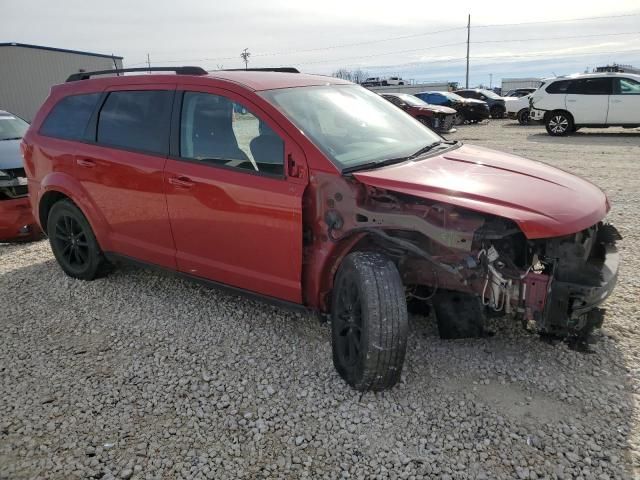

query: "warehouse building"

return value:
[0, 43, 123, 121]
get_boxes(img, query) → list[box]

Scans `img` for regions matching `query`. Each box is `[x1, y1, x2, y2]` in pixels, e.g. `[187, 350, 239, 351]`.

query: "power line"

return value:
[330, 48, 640, 73]
[287, 32, 640, 67]
[473, 12, 640, 28]
[473, 31, 640, 44]
[125, 12, 640, 67]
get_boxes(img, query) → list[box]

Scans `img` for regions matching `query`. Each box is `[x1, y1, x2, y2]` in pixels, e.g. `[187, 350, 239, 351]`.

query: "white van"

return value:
[529, 72, 640, 135]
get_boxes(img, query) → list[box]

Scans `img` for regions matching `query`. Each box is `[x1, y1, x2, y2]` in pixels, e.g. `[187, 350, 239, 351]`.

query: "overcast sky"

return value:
[3, 0, 640, 86]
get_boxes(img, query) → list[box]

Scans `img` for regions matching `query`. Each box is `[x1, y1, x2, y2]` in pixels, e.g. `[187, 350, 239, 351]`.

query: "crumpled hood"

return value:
[0, 139, 24, 170]
[353, 144, 608, 239]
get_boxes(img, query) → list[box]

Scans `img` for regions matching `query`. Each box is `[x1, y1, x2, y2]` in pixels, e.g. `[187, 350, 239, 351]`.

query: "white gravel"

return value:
[1, 120, 639, 479]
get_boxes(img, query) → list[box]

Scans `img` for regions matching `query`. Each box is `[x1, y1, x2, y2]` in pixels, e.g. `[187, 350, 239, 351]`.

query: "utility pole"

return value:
[241, 48, 251, 70]
[465, 14, 470, 89]
[489, 73, 492, 89]
[147, 53, 151, 73]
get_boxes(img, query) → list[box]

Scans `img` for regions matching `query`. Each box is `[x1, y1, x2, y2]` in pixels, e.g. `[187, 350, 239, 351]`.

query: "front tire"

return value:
[490, 106, 504, 119]
[331, 252, 408, 391]
[546, 111, 573, 136]
[517, 108, 530, 125]
[47, 200, 109, 280]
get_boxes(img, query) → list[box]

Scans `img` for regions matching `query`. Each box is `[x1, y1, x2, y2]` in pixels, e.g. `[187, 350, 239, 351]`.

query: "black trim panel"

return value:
[104, 252, 309, 314]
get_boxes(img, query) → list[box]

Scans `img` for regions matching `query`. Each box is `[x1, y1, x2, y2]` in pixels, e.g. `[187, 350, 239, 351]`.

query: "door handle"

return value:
[567, 99, 576, 102]
[610, 99, 622, 103]
[76, 158, 96, 168]
[168, 176, 196, 188]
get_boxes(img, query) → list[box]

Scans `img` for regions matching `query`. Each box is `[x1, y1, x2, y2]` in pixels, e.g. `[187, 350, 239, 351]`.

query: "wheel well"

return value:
[39, 191, 70, 234]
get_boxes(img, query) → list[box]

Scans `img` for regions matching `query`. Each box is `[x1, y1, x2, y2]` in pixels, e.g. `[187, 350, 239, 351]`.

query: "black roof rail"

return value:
[220, 67, 300, 73]
[66, 66, 208, 82]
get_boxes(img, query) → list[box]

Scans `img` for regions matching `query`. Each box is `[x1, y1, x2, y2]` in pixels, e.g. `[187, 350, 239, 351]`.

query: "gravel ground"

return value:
[1, 120, 639, 480]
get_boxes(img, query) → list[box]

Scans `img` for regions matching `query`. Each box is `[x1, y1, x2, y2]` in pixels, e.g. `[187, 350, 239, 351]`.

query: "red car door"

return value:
[164, 86, 307, 303]
[74, 84, 177, 268]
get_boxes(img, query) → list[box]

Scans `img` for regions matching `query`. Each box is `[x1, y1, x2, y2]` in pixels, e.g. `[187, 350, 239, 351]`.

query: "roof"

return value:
[205, 70, 351, 91]
[0, 42, 123, 60]
[54, 69, 352, 92]
[543, 72, 640, 82]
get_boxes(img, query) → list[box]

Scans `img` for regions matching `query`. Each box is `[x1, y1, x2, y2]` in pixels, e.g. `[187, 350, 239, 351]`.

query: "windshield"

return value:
[394, 94, 428, 107]
[0, 114, 29, 141]
[261, 85, 441, 170]
[442, 91, 465, 102]
[480, 89, 501, 99]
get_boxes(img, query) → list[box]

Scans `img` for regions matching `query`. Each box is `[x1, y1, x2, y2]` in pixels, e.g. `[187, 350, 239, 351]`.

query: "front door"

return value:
[164, 87, 307, 303]
[607, 77, 640, 124]
[565, 77, 611, 124]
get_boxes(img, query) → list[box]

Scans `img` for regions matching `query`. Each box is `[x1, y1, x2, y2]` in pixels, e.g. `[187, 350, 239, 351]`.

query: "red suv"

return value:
[24, 67, 620, 391]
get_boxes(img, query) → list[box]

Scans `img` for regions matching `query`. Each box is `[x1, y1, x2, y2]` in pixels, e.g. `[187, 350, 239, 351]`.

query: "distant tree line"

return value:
[331, 68, 370, 84]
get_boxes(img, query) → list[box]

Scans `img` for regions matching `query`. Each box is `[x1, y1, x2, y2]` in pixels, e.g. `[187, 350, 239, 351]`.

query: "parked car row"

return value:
[11, 66, 619, 392]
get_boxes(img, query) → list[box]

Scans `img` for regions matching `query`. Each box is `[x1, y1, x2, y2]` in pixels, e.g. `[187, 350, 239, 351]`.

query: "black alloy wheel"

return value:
[47, 200, 110, 280]
[53, 214, 90, 270]
[331, 252, 408, 391]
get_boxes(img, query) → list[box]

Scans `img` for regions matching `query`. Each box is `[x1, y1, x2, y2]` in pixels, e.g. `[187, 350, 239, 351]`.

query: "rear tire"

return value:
[331, 252, 408, 391]
[454, 113, 465, 125]
[47, 200, 110, 280]
[545, 111, 573, 136]
[517, 108, 530, 125]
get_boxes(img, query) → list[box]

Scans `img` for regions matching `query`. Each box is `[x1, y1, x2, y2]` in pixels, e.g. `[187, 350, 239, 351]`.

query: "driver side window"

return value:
[180, 92, 285, 176]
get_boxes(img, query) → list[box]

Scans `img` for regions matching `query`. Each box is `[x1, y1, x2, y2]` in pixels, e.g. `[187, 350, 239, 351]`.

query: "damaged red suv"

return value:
[23, 67, 620, 391]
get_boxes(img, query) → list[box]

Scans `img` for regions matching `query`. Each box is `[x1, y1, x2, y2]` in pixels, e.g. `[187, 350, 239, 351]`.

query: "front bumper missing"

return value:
[543, 243, 619, 336]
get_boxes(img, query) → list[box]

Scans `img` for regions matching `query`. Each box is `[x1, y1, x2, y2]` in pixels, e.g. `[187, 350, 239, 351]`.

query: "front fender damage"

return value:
[304, 172, 621, 342]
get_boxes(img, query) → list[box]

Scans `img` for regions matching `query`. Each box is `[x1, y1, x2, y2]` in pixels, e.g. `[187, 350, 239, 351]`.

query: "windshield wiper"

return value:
[341, 140, 460, 175]
[0, 137, 22, 141]
[409, 140, 459, 159]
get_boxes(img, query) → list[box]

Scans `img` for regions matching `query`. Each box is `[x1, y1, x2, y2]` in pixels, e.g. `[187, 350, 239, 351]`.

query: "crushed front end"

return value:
[475, 221, 621, 338]
[0, 167, 41, 242]
[313, 176, 621, 340]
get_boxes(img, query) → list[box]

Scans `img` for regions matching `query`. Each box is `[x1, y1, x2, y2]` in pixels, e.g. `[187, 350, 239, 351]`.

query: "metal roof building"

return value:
[0, 43, 124, 121]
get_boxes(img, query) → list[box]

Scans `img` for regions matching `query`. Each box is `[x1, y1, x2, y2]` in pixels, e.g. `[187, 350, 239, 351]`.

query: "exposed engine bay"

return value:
[321, 182, 621, 340]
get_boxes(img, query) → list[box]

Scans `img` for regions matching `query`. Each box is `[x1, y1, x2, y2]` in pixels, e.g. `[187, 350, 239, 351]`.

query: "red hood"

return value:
[353, 144, 608, 239]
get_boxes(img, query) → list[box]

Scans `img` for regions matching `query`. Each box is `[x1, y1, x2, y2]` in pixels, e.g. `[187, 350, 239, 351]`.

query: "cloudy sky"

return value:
[3, 0, 640, 86]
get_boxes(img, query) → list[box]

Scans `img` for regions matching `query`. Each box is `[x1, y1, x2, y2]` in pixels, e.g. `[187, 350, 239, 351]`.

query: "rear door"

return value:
[164, 86, 307, 303]
[75, 85, 177, 268]
[565, 78, 611, 124]
[607, 77, 640, 124]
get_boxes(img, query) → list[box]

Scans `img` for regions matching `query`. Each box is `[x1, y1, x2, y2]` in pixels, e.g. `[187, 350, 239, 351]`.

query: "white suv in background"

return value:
[530, 72, 640, 135]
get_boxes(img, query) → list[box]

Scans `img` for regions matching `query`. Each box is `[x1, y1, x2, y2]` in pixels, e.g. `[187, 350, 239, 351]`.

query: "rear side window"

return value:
[97, 90, 173, 155]
[616, 78, 640, 95]
[568, 78, 612, 95]
[40, 93, 101, 140]
[545, 80, 571, 94]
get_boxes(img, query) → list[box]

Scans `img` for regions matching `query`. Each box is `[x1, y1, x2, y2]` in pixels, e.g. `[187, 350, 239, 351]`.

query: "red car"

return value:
[0, 110, 41, 242]
[381, 93, 457, 133]
[24, 67, 620, 391]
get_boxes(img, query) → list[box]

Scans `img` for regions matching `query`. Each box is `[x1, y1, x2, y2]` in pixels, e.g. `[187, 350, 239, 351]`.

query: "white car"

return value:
[505, 95, 532, 125]
[386, 76, 406, 86]
[530, 72, 640, 135]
